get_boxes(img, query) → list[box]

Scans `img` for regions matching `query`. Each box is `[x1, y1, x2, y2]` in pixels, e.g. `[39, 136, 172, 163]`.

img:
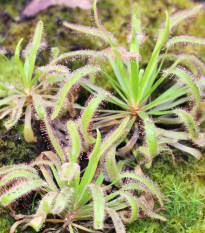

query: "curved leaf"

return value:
[51, 65, 101, 119]
[167, 67, 200, 113]
[173, 109, 200, 142]
[0, 179, 46, 206]
[118, 191, 139, 223]
[82, 92, 107, 144]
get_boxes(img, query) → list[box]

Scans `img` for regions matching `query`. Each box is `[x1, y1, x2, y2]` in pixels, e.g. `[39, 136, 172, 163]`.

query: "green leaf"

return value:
[24, 104, 37, 143]
[62, 21, 117, 45]
[82, 92, 106, 144]
[170, 142, 202, 160]
[100, 117, 132, 155]
[76, 129, 101, 206]
[0, 95, 19, 107]
[67, 120, 81, 163]
[105, 147, 122, 187]
[138, 112, 157, 159]
[32, 94, 46, 120]
[50, 187, 74, 214]
[0, 165, 37, 176]
[44, 115, 65, 163]
[167, 67, 200, 113]
[59, 163, 80, 184]
[25, 21, 44, 84]
[118, 191, 139, 223]
[110, 172, 163, 206]
[173, 109, 199, 141]
[29, 213, 47, 232]
[169, 4, 203, 31]
[50, 50, 102, 65]
[165, 36, 205, 48]
[4, 97, 26, 130]
[37, 65, 70, 74]
[0, 170, 39, 187]
[106, 207, 125, 233]
[0, 179, 46, 206]
[51, 66, 101, 119]
[15, 38, 27, 88]
[89, 184, 105, 230]
[138, 12, 169, 99]
[138, 197, 167, 221]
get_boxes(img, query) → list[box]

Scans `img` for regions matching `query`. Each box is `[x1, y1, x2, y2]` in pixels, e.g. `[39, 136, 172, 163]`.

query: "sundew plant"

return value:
[50, 1, 205, 167]
[0, 98, 166, 233]
[0, 21, 96, 143]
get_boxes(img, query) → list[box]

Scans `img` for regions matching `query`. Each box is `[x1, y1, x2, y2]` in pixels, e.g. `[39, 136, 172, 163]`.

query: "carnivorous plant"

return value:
[0, 99, 166, 232]
[50, 0, 205, 167]
[0, 21, 100, 143]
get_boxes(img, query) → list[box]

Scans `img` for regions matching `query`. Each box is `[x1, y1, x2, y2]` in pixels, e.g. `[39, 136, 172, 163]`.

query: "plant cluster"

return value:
[0, 0, 205, 232]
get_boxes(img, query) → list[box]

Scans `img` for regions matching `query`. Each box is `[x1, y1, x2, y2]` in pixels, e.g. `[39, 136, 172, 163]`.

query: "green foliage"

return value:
[0, 100, 165, 232]
[0, 21, 62, 142]
[58, 0, 205, 168]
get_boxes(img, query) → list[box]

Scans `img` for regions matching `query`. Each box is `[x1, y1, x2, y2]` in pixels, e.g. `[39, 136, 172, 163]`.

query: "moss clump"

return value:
[127, 154, 205, 232]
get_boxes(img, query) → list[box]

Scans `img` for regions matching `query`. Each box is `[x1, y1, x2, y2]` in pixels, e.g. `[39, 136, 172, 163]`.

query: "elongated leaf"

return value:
[67, 120, 81, 163]
[24, 104, 37, 143]
[170, 142, 202, 160]
[15, 38, 27, 87]
[100, 117, 133, 155]
[44, 115, 65, 163]
[50, 50, 102, 65]
[32, 94, 46, 120]
[5, 97, 25, 130]
[138, 197, 167, 221]
[0, 179, 46, 206]
[76, 129, 101, 206]
[63, 21, 117, 44]
[25, 21, 44, 84]
[138, 112, 157, 159]
[82, 92, 106, 144]
[37, 65, 70, 74]
[106, 208, 125, 233]
[110, 172, 163, 206]
[51, 65, 101, 119]
[118, 191, 139, 223]
[0, 164, 37, 176]
[0, 170, 39, 187]
[139, 12, 169, 99]
[169, 4, 203, 31]
[165, 36, 205, 48]
[50, 187, 74, 214]
[173, 109, 199, 141]
[0, 95, 19, 107]
[166, 67, 200, 113]
[105, 147, 122, 187]
[89, 184, 105, 230]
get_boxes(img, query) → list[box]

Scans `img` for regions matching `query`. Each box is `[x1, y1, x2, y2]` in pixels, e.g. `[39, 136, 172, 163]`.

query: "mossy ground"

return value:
[0, 0, 205, 232]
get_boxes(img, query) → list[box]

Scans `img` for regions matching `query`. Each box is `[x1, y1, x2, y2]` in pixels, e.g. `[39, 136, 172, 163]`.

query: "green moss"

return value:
[0, 212, 15, 233]
[127, 154, 205, 232]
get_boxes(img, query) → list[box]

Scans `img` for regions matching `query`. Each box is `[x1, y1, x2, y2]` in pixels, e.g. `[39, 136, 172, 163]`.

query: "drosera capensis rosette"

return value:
[50, 0, 205, 167]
